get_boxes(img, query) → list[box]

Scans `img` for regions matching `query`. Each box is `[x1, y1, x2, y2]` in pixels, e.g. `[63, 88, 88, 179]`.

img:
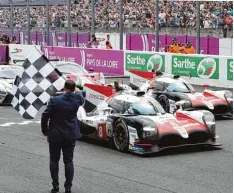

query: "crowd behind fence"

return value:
[0, 1, 232, 33]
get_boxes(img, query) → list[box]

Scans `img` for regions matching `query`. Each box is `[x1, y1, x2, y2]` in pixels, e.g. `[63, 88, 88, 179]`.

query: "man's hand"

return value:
[75, 87, 80, 92]
[42, 128, 49, 136]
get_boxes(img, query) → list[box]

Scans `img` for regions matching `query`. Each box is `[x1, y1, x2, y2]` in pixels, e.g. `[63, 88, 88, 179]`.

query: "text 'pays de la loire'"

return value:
[87, 59, 119, 68]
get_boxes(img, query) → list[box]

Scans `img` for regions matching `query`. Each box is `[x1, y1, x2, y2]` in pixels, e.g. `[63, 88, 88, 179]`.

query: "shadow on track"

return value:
[77, 136, 222, 158]
[215, 116, 233, 121]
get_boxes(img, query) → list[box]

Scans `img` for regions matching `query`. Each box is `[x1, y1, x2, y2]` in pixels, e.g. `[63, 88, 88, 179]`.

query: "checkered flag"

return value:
[11, 47, 66, 119]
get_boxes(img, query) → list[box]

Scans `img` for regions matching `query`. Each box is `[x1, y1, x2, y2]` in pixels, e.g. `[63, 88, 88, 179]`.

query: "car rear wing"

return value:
[83, 72, 105, 85]
[83, 83, 116, 113]
[129, 69, 157, 90]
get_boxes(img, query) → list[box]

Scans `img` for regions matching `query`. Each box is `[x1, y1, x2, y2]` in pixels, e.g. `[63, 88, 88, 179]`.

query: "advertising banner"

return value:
[125, 52, 165, 72]
[227, 59, 233, 81]
[42, 46, 124, 75]
[172, 55, 219, 80]
[9, 44, 41, 65]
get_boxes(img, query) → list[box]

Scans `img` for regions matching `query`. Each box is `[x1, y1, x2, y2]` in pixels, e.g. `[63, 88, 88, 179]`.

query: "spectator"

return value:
[178, 42, 186, 54]
[106, 35, 112, 49]
[88, 34, 100, 48]
[168, 37, 180, 53]
[0, 33, 10, 44]
[185, 42, 195, 54]
[10, 36, 18, 44]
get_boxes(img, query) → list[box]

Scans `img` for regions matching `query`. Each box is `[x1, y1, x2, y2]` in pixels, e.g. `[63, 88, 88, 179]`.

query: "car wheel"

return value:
[158, 95, 170, 112]
[112, 119, 129, 152]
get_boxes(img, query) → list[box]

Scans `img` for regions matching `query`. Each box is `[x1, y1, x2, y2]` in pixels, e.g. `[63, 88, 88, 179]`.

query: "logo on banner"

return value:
[80, 50, 86, 68]
[172, 56, 219, 79]
[147, 54, 163, 72]
[58, 36, 63, 41]
[197, 57, 216, 79]
[11, 48, 23, 54]
[227, 59, 233, 80]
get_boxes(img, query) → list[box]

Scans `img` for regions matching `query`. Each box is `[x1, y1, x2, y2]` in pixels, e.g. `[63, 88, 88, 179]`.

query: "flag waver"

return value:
[11, 47, 66, 119]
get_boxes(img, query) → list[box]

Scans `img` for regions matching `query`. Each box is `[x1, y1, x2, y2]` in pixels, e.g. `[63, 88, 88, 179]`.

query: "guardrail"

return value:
[1, 44, 233, 88]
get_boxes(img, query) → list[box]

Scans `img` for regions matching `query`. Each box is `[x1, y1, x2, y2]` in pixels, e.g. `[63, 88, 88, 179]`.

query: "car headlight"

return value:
[175, 100, 191, 110]
[142, 127, 157, 140]
[224, 91, 233, 108]
[202, 111, 216, 135]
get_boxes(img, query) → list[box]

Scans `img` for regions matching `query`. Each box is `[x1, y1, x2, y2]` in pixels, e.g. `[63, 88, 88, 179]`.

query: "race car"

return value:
[77, 83, 221, 154]
[51, 61, 105, 89]
[12, 60, 106, 90]
[128, 70, 233, 117]
[0, 65, 22, 104]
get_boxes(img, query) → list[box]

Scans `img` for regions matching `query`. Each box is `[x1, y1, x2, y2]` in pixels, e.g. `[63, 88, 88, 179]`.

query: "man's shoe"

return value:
[65, 188, 71, 193]
[51, 186, 59, 193]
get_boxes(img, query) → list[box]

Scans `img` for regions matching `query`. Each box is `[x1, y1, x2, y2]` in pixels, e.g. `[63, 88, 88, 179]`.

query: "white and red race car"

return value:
[77, 83, 221, 154]
[128, 70, 233, 117]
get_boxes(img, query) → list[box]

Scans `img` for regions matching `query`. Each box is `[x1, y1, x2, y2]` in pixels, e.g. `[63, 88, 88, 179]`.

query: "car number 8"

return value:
[98, 126, 103, 138]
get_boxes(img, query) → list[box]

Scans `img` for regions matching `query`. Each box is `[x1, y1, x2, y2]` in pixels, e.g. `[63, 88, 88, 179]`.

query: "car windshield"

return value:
[128, 101, 161, 115]
[55, 63, 87, 74]
[167, 81, 195, 93]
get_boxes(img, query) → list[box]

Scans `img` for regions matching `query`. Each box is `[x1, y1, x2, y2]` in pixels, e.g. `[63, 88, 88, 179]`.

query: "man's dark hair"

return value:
[64, 80, 76, 92]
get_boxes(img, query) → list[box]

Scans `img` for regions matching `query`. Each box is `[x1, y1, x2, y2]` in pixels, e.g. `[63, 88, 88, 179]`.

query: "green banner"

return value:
[172, 55, 219, 79]
[125, 52, 165, 72]
[227, 59, 233, 81]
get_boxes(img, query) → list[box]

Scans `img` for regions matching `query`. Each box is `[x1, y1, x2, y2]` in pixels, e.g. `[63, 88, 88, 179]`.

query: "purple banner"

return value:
[31, 32, 37, 45]
[42, 46, 124, 75]
[70, 33, 78, 47]
[77, 33, 90, 48]
[126, 33, 219, 55]
[0, 31, 90, 48]
[36, 31, 46, 46]
[0, 45, 7, 63]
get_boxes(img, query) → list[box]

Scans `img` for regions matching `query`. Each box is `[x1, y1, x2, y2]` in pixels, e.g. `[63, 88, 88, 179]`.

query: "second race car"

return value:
[52, 61, 105, 89]
[128, 70, 233, 117]
[0, 65, 22, 104]
[77, 83, 221, 154]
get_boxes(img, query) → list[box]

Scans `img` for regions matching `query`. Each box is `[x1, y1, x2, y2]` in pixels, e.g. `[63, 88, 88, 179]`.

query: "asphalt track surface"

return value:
[0, 81, 232, 193]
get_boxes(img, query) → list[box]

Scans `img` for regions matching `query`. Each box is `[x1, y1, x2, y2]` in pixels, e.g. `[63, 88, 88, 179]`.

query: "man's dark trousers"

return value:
[49, 140, 76, 189]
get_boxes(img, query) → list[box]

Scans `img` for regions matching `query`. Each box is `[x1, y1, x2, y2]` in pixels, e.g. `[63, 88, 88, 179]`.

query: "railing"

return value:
[0, 27, 232, 38]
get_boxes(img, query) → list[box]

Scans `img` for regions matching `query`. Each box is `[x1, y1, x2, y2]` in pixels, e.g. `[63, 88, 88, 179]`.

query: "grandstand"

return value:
[0, 1, 232, 38]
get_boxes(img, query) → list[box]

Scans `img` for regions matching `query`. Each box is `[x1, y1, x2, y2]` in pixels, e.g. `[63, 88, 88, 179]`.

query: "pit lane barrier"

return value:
[1, 44, 233, 88]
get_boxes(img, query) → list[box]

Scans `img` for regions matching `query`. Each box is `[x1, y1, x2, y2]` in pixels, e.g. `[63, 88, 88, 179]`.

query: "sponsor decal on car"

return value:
[169, 121, 188, 138]
[129, 144, 145, 152]
[88, 93, 105, 100]
[188, 93, 214, 110]
[128, 126, 138, 145]
[183, 123, 200, 128]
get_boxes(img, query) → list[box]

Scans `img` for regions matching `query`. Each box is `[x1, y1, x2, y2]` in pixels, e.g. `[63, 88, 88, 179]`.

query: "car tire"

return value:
[158, 94, 170, 113]
[112, 119, 129, 152]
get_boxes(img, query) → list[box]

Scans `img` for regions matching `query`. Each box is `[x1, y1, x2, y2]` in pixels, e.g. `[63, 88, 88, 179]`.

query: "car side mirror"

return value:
[175, 100, 190, 110]
[101, 107, 114, 115]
